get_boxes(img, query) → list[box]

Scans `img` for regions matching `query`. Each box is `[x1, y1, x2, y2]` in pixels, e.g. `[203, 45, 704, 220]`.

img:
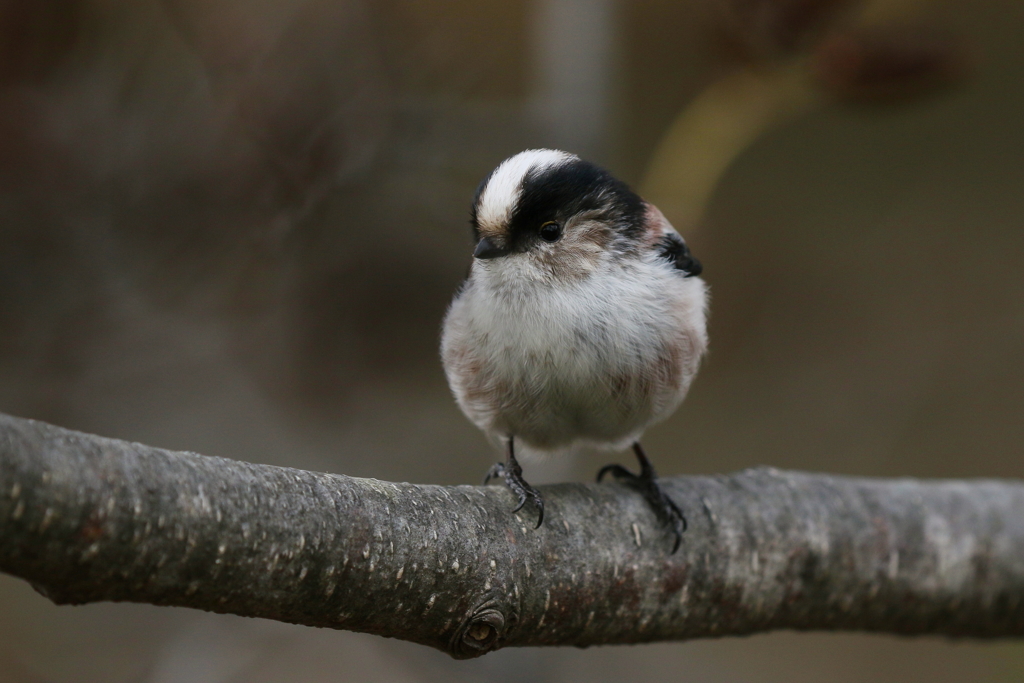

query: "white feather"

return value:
[445, 150, 708, 459]
[442, 251, 708, 452]
[475, 149, 576, 231]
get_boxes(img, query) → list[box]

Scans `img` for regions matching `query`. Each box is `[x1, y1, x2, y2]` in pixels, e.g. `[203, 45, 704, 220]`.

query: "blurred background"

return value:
[1, 0, 1023, 680]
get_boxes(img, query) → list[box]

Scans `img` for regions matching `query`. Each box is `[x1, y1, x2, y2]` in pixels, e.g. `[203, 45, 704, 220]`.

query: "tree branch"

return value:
[2, 412, 1023, 659]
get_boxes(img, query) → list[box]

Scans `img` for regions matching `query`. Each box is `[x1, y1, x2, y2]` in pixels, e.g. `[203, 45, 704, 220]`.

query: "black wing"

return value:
[656, 232, 702, 277]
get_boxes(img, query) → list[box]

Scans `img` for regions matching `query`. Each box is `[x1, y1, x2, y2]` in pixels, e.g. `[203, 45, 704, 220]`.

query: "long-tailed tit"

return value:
[441, 149, 708, 552]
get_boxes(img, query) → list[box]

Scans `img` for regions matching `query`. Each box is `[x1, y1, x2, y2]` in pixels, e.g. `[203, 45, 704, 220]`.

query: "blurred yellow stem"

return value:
[640, 65, 818, 233]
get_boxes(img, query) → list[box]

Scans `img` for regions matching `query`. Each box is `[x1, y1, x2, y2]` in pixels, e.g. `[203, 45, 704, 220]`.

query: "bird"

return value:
[440, 149, 708, 552]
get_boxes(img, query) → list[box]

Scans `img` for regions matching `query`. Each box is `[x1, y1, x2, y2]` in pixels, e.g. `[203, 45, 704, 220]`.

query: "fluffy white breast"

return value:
[442, 254, 708, 452]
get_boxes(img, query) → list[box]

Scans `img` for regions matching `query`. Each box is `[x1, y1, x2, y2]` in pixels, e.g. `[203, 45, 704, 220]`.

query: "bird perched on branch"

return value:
[441, 149, 708, 552]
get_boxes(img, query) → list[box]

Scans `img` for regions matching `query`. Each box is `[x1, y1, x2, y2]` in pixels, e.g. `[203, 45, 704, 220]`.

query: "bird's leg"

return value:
[483, 436, 545, 528]
[597, 442, 686, 553]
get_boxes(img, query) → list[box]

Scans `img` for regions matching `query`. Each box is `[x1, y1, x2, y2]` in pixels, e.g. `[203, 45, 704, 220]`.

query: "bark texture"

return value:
[2, 412, 1024, 659]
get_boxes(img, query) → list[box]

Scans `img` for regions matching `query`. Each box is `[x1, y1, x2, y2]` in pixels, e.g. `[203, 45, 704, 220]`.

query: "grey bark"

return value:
[2, 412, 1023, 659]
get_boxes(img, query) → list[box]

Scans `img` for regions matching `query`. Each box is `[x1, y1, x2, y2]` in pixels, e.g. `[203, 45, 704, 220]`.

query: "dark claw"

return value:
[596, 463, 634, 482]
[504, 469, 544, 527]
[483, 462, 505, 485]
[660, 488, 687, 553]
[598, 443, 687, 553]
[483, 438, 544, 528]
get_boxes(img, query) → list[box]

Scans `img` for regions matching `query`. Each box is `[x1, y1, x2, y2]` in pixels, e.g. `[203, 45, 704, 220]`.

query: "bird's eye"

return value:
[539, 221, 562, 243]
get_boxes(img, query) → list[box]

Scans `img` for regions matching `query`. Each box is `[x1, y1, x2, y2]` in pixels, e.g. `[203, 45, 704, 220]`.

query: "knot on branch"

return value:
[449, 591, 518, 658]
[5, 413, 1024, 654]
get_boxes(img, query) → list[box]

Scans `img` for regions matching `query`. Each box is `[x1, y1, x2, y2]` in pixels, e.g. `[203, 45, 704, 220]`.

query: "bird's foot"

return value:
[597, 462, 686, 553]
[484, 461, 545, 528]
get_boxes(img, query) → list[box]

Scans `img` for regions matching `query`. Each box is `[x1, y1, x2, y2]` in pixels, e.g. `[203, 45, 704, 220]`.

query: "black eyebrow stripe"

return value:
[508, 159, 645, 247]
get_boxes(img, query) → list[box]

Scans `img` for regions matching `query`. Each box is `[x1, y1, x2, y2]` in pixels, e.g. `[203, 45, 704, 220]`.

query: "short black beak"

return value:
[473, 236, 510, 260]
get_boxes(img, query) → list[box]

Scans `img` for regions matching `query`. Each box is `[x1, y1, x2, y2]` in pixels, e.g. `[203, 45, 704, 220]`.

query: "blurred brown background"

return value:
[2, 0, 1024, 681]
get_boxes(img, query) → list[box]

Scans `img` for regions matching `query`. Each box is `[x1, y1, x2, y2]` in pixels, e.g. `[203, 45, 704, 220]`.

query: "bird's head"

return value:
[469, 149, 652, 285]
